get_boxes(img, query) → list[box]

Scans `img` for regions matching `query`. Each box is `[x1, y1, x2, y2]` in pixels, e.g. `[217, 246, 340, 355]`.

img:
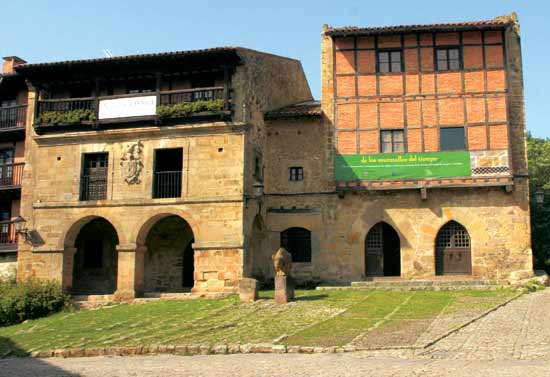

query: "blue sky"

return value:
[2, 0, 548, 137]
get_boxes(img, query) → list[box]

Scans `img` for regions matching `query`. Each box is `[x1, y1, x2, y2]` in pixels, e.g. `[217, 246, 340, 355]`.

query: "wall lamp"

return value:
[13, 216, 31, 243]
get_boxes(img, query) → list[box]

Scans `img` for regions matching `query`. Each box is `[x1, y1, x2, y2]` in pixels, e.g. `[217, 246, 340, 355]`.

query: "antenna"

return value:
[102, 49, 114, 58]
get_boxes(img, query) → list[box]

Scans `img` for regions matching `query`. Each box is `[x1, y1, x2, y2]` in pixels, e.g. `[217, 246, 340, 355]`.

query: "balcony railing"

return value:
[0, 105, 26, 131]
[0, 221, 17, 250]
[0, 163, 24, 189]
[153, 171, 182, 199]
[80, 175, 108, 201]
[36, 87, 229, 127]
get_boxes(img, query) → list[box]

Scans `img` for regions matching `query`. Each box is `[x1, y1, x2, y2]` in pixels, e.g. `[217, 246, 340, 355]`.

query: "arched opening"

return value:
[365, 222, 401, 277]
[72, 218, 119, 295]
[281, 227, 311, 263]
[144, 215, 195, 292]
[435, 221, 472, 275]
[248, 215, 265, 278]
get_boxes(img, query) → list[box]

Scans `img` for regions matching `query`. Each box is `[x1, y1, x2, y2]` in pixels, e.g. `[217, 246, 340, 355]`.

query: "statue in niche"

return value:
[120, 141, 143, 184]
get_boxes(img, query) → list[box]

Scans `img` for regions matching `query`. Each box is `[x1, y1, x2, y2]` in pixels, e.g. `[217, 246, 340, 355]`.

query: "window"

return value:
[126, 79, 156, 94]
[380, 130, 405, 153]
[80, 153, 108, 201]
[289, 166, 304, 181]
[440, 127, 466, 151]
[378, 50, 402, 73]
[281, 227, 311, 263]
[436, 48, 461, 71]
[153, 148, 183, 199]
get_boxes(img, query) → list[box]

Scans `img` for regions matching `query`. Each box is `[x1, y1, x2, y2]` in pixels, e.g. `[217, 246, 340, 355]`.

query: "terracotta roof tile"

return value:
[265, 101, 321, 119]
[325, 15, 514, 36]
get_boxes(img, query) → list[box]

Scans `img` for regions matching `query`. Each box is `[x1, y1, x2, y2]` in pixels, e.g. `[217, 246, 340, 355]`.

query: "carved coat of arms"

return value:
[120, 141, 143, 184]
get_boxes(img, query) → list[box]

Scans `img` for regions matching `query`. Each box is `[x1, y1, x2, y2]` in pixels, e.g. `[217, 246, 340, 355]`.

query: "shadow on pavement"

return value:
[0, 337, 80, 377]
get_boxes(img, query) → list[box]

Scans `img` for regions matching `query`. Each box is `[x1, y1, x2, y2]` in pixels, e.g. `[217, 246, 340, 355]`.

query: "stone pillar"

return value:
[239, 278, 259, 302]
[274, 275, 294, 304]
[61, 247, 77, 293]
[114, 243, 145, 301]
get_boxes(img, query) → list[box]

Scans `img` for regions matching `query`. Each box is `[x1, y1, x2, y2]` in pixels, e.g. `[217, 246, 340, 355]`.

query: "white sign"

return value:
[99, 96, 157, 120]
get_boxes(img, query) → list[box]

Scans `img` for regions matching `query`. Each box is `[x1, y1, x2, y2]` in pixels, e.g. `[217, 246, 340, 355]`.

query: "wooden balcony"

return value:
[0, 105, 26, 135]
[34, 87, 230, 132]
[0, 221, 17, 252]
[0, 163, 24, 190]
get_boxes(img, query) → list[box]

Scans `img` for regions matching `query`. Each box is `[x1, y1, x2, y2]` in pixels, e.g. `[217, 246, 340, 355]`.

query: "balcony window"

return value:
[381, 130, 405, 153]
[126, 79, 156, 94]
[153, 148, 183, 199]
[80, 153, 108, 201]
[440, 127, 466, 151]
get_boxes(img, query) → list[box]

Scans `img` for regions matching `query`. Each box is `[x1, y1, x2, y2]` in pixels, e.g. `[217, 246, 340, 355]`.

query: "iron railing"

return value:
[38, 97, 95, 114]
[153, 171, 182, 199]
[0, 105, 26, 130]
[0, 163, 24, 188]
[80, 175, 108, 201]
[0, 221, 17, 248]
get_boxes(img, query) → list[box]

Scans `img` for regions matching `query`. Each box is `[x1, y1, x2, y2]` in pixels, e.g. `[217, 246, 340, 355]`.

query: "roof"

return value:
[16, 47, 241, 74]
[265, 101, 321, 119]
[324, 15, 515, 37]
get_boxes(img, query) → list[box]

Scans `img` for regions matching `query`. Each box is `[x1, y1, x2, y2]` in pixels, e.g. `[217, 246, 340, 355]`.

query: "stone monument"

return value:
[239, 278, 259, 302]
[272, 247, 294, 304]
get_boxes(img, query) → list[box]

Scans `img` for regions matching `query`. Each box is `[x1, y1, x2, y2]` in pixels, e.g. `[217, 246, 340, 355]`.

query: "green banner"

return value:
[334, 151, 472, 181]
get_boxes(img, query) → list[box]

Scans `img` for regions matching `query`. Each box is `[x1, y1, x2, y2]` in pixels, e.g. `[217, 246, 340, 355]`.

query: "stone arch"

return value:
[365, 222, 401, 277]
[247, 215, 266, 278]
[68, 217, 120, 295]
[135, 210, 200, 247]
[435, 220, 472, 275]
[61, 214, 127, 250]
[137, 213, 197, 292]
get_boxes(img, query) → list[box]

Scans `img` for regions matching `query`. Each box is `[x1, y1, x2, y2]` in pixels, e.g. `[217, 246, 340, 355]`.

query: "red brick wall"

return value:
[333, 29, 509, 156]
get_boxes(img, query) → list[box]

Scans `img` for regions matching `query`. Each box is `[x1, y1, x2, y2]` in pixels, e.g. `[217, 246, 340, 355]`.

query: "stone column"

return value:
[61, 247, 77, 293]
[114, 243, 146, 301]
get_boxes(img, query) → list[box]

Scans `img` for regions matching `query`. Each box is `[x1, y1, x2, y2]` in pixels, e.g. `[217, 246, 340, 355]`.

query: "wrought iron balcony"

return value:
[0, 105, 26, 131]
[153, 171, 182, 199]
[0, 163, 24, 189]
[0, 221, 17, 251]
[35, 87, 229, 130]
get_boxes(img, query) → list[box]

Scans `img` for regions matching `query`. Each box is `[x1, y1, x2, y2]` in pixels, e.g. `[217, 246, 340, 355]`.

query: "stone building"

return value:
[14, 48, 312, 298]
[13, 13, 533, 297]
[262, 13, 532, 283]
[0, 56, 28, 278]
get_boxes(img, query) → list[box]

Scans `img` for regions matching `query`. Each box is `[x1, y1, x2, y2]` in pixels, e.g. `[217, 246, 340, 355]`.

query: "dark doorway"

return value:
[144, 215, 194, 292]
[72, 218, 118, 295]
[436, 221, 472, 275]
[153, 148, 183, 199]
[365, 222, 401, 277]
[281, 227, 312, 263]
[182, 238, 195, 288]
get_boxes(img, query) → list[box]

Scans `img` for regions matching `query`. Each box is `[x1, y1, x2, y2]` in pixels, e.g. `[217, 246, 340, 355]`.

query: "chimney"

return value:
[2, 56, 26, 75]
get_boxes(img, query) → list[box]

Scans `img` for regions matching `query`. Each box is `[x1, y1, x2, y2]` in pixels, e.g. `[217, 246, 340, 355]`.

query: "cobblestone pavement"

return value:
[1, 289, 549, 377]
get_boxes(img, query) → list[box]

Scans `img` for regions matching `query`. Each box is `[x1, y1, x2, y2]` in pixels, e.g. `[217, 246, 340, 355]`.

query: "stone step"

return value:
[350, 279, 501, 287]
[142, 292, 193, 299]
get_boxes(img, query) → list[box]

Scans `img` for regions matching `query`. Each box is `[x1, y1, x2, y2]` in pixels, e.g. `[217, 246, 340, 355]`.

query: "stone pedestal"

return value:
[274, 275, 294, 304]
[239, 278, 259, 302]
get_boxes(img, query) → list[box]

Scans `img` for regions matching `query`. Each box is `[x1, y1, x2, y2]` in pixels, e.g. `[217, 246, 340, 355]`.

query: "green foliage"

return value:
[524, 279, 546, 293]
[0, 279, 70, 327]
[527, 135, 550, 272]
[38, 109, 96, 125]
[157, 99, 224, 118]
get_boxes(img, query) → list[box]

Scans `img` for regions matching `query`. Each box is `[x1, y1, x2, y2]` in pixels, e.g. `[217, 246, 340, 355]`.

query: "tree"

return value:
[527, 133, 550, 272]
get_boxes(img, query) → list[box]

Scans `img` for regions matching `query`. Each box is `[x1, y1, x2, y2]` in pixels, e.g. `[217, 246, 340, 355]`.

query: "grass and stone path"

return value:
[0, 289, 518, 357]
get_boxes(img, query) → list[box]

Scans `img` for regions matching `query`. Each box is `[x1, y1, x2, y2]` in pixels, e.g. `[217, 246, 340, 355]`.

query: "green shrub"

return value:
[38, 109, 96, 125]
[0, 279, 70, 327]
[157, 99, 224, 118]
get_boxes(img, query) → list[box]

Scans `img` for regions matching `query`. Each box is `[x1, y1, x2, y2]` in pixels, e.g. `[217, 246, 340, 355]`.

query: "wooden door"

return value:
[365, 224, 384, 276]
[436, 221, 472, 275]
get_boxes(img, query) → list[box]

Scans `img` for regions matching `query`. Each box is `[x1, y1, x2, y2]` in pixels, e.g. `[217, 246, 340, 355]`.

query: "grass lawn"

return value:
[0, 289, 518, 356]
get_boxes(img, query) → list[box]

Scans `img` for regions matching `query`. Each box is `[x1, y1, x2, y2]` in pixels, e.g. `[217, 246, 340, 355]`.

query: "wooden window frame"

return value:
[435, 46, 462, 71]
[377, 49, 403, 73]
[380, 130, 405, 153]
[289, 166, 304, 182]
